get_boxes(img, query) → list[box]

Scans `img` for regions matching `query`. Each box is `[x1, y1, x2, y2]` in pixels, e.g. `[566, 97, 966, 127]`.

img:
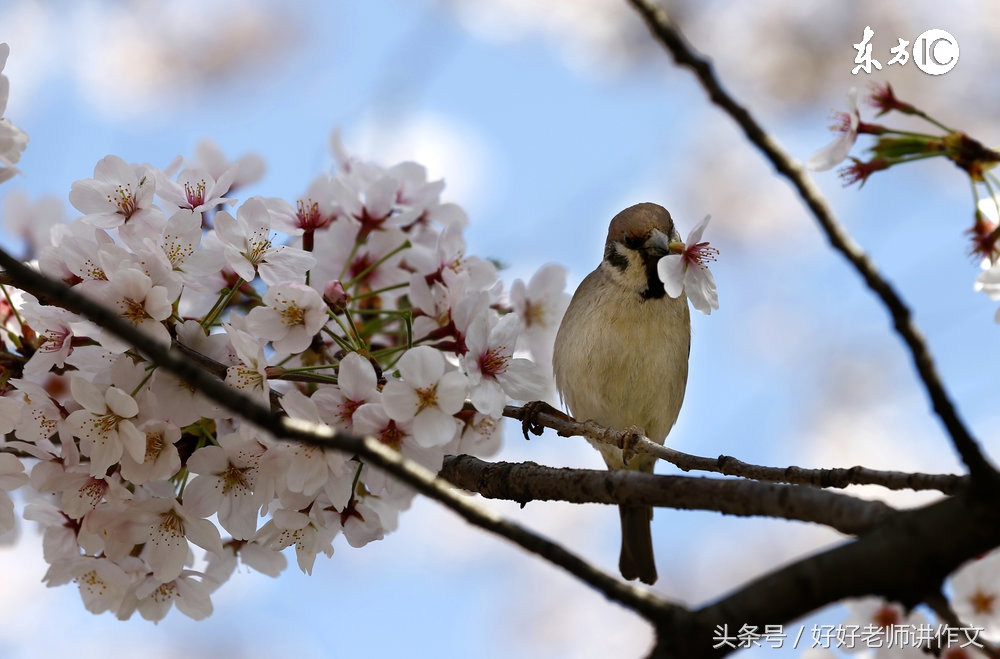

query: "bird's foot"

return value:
[519, 400, 569, 440]
[621, 425, 647, 467]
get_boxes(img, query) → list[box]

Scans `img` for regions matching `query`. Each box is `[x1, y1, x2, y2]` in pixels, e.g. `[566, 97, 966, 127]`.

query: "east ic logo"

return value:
[852, 26, 959, 76]
[912, 29, 960, 75]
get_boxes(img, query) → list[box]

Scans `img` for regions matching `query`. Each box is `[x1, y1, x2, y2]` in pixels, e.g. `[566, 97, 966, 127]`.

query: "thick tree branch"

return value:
[656, 488, 1000, 657]
[0, 251, 679, 621]
[624, 0, 998, 487]
[441, 455, 896, 535]
[505, 404, 966, 494]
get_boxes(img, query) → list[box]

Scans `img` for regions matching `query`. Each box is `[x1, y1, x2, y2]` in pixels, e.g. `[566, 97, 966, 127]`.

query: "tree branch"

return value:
[656, 488, 1000, 657]
[504, 404, 966, 494]
[624, 0, 998, 487]
[441, 455, 896, 535]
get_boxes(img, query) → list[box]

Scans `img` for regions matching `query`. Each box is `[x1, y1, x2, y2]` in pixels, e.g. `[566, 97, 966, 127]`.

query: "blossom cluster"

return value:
[0, 41, 725, 623]
[0, 102, 575, 619]
[807, 84, 1000, 320]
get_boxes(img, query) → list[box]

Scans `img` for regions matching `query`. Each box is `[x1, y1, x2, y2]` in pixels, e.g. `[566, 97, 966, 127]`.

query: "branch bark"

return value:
[440, 455, 896, 535]
[504, 404, 966, 494]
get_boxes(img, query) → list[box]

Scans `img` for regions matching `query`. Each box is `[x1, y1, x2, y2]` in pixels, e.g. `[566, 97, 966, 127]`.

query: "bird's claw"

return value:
[520, 400, 557, 440]
[621, 425, 646, 467]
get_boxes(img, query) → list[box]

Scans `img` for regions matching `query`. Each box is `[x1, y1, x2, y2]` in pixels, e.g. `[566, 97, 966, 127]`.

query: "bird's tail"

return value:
[618, 504, 657, 585]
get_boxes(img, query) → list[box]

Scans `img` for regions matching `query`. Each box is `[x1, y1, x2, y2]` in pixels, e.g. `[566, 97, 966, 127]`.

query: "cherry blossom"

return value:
[95, 267, 173, 351]
[126, 497, 223, 582]
[184, 432, 269, 541]
[0, 89, 584, 623]
[841, 597, 928, 657]
[807, 87, 860, 172]
[311, 351, 381, 431]
[65, 378, 145, 477]
[155, 166, 237, 215]
[224, 326, 271, 404]
[510, 263, 570, 367]
[69, 155, 162, 231]
[191, 139, 265, 191]
[19, 297, 76, 378]
[245, 281, 328, 354]
[657, 215, 720, 315]
[382, 346, 468, 447]
[462, 312, 548, 417]
[274, 389, 352, 503]
[119, 571, 214, 622]
[212, 196, 316, 285]
[119, 420, 182, 485]
[951, 550, 1000, 638]
[255, 507, 337, 575]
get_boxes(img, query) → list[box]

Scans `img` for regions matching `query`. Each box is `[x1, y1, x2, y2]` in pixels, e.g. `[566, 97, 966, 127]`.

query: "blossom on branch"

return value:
[0, 90, 567, 621]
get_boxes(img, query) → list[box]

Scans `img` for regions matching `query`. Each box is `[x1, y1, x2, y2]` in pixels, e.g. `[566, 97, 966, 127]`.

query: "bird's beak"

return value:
[644, 228, 673, 258]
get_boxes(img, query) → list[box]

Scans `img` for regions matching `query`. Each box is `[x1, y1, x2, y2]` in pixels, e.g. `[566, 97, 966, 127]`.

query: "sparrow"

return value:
[552, 202, 690, 585]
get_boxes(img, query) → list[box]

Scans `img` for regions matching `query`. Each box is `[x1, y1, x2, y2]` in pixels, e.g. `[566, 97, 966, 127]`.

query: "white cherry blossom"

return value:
[382, 346, 467, 447]
[462, 311, 548, 416]
[245, 281, 328, 354]
[65, 378, 145, 477]
[657, 215, 720, 315]
[212, 196, 315, 285]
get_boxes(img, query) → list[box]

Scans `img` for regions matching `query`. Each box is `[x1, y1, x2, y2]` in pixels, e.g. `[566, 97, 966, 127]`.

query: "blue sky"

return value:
[1, 1, 998, 657]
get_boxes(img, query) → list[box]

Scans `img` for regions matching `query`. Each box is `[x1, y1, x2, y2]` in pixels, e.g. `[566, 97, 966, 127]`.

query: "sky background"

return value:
[1, 1, 999, 657]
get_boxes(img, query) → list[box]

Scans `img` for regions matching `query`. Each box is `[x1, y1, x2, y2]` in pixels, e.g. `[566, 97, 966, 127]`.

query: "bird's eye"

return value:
[623, 235, 645, 250]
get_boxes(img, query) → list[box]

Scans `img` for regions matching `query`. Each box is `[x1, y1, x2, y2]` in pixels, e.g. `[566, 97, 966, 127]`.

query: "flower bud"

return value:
[323, 280, 350, 314]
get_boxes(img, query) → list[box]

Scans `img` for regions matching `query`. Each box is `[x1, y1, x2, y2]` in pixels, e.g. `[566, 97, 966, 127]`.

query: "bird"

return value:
[551, 202, 691, 585]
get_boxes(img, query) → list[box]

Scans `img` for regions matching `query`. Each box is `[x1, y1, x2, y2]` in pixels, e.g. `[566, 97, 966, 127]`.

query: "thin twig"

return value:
[624, 0, 997, 486]
[504, 404, 966, 494]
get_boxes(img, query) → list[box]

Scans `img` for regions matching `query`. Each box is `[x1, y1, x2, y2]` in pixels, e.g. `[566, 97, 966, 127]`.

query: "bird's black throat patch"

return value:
[641, 258, 666, 300]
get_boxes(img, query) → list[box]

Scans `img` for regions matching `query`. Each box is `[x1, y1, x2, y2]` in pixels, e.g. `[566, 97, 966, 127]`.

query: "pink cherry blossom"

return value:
[126, 497, 223, 582]
[224, 326, 271, 404]
[0, 43, 27, 184]
[951, 549, 1000, 638]
[255, 508, 336, 575]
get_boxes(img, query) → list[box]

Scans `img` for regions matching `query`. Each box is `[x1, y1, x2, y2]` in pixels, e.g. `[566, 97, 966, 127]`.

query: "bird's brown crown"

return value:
[604, 202, 676, 255]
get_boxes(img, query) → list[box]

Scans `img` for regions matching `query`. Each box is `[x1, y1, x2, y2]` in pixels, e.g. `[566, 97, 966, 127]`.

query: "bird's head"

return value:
[602, 202, 682, 300]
